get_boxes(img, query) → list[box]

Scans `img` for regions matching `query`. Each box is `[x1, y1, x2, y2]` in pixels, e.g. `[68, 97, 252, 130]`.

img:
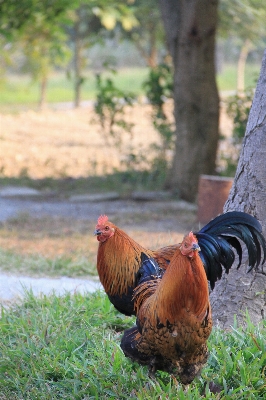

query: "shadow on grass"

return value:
[0, 167, 168, 197]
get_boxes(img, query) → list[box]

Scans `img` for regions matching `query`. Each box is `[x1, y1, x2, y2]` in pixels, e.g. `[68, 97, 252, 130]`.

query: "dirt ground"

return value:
[0, 102, 232, 179]
[0, 103, 232, 262]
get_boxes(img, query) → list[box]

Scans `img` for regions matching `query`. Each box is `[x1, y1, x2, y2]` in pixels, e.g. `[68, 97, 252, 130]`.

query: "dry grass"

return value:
[0, 104, 161, 179]
[0, 102, 232, 179]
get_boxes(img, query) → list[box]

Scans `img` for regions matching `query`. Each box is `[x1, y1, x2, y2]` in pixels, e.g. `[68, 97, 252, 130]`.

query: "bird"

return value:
[94, 214, 176, 315]
[120, 233, 212, 384]
[94, 212, 266, 316]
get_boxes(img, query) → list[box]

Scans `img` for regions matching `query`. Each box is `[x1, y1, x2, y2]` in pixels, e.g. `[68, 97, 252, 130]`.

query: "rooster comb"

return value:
[97, 215, 108, 225]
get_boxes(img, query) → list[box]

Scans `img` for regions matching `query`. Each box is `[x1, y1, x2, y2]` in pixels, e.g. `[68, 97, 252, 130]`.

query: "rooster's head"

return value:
[94, 215, 115, 243]
[180, 232, 201, 258]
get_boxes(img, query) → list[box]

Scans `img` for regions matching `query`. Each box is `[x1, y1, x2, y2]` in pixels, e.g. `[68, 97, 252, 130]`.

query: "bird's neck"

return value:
[97, 228, 153, 296]
[155, 249, 209, 323]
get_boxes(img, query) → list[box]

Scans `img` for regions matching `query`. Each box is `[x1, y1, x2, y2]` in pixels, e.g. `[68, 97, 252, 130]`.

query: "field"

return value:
[0, 63, 261, 111]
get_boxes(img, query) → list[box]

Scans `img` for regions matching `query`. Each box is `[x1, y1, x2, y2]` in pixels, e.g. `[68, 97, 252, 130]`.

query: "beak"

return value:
[192, 243, 201, 251]
[94, 229, 101, 236]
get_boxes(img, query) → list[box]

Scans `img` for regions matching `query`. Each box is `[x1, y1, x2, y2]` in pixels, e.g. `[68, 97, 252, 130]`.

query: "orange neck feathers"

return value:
[97, 226, 154, 296]
[154, 248, 209, 324]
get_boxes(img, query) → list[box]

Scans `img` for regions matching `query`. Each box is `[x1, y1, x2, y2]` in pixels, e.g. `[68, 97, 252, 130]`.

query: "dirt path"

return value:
[0, 191, 197, 303]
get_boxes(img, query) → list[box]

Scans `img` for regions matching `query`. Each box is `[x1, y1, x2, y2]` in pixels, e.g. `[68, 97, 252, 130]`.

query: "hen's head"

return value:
[180, 232, 200, 258]
[94, 215, 115, 243]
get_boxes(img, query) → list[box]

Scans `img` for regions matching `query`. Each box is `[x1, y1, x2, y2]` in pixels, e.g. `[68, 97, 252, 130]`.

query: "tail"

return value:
[194, 211, 266, 289]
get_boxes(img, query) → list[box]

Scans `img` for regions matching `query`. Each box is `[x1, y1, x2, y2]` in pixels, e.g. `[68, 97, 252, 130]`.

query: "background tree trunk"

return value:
[73, 20, 82, 108]
[237, 39, 252, 94]
[39, 75, 48, 110]
[210, 50, 266, 328]
[159, 0, 220, 202]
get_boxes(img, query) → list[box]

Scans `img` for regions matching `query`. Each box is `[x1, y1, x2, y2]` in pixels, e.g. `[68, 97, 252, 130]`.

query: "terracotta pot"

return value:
[197, 174, 233, 224]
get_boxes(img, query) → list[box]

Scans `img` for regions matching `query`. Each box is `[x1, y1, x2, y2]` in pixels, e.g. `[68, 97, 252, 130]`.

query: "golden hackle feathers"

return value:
[150, 248, 210, 325]
[97, 225, 154, 297]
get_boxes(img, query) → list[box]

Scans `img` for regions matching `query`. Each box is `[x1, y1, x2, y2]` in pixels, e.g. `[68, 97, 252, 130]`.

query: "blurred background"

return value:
[0, 0, 265, 198]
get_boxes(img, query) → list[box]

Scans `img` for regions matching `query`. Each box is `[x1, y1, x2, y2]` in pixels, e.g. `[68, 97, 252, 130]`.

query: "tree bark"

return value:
[210, 50, 266, 328]
[159, 0, 219, 202]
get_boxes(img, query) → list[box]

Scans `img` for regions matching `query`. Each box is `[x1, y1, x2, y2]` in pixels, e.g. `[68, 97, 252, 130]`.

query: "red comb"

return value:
[188, 231, 197, 241]
[97, 215, 108, 225]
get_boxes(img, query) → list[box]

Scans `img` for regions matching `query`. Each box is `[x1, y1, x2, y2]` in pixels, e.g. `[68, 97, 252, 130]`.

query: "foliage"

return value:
[219, 88, 253, 176]
[0, 0, 75, 38]
[219, 0, 266, 42]
[226, 89, 253, 141]
[20, 14, 71, 82]
[93, 69, 136, 149]
[0, 291, 265, 399]
[118, 0, 165, 67]
[143, 62, 175, 163]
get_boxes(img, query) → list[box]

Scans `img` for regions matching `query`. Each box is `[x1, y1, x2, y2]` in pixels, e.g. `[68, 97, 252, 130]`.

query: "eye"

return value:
[105, 226, 109, 231]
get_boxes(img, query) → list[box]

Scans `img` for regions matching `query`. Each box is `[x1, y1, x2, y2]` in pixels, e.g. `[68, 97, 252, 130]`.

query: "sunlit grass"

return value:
[0, 67, 149, 108]
[0, 291, 265, 399]
[0, 247, 97, 278]
[0, 64, 261, 111]
[216, 63, 260, 92]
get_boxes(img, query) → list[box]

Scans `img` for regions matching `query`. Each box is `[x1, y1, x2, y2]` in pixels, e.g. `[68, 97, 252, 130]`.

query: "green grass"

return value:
[0, 67, 149, 109]
[0, 248, 97, 278]
[216, 63, 260, 92]
[0, 291, 265, 399]
[0, 64, 261, 112]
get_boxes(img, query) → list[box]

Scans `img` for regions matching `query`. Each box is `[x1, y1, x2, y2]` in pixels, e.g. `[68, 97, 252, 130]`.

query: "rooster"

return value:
[120, 233, 212, 384]
[94, 212, 266, 316]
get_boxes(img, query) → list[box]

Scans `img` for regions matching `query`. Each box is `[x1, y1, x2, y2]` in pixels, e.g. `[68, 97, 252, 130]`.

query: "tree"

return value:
[20, 13, 70, 109]
[0, 0, 75, 108]
[159, 0, 220, 202]
[219, 0, 266, 93]
[68, 1, 139, 107]
[210, 49, 266, 328]
[120, 0, 165, 68]
[68, 4, 102, 107]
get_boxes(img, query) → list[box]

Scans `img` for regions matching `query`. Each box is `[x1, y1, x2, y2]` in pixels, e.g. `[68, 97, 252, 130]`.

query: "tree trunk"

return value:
[237, 39, 252, 94]
[39, 75, 48, 110]
[73, 20, 82, 108]
[159, 0, 220, 202]
[210, 50, 266, 328]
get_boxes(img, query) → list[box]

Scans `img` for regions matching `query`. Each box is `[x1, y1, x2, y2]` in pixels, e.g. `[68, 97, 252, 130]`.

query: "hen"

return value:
[121, 233, 212, 384]
[94, 212, 266, 316]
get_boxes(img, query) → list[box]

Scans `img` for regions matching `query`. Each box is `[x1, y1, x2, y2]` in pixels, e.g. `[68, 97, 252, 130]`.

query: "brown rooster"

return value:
[120, 232, 213, 384]
[94, 212, 266, 316]
[94, 214, 176, 315]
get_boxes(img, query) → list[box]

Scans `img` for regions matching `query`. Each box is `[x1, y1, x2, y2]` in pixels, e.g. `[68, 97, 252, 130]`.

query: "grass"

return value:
[0, 248, 97, 278]
[0, 63, 261, 112]
[0, 67, 149, 110]
[0, 291, 265, 399]
[216, 63, 260, 92]
[0, 168, 168, 197]
[0, 210, 99, 277]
